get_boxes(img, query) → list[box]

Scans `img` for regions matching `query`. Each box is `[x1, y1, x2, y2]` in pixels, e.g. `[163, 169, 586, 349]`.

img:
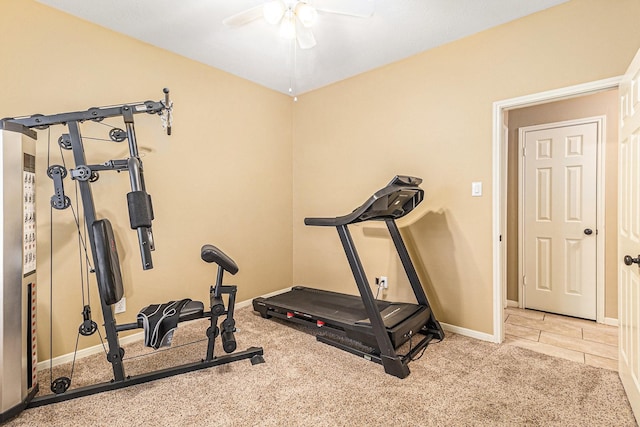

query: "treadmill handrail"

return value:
[304, 175, 424, 227]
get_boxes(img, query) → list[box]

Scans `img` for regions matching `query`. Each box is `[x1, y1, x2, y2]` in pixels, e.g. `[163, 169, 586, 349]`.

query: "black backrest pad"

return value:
[201, 244, 239, 275]
[92, 219, 125, 305]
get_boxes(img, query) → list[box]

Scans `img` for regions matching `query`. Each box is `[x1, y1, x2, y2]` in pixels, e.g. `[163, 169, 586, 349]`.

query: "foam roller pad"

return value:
[127, 191, 154, 229]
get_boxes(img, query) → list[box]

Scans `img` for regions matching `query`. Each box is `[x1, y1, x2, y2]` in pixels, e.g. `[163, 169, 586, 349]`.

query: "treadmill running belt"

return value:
[263, 287, 420, 328]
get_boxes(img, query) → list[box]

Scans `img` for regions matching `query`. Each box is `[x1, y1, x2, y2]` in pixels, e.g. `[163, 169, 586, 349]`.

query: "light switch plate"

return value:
[472, 181, 482, 197]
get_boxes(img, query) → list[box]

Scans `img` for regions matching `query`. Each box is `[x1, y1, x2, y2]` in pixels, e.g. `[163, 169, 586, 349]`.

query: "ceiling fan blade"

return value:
[223, 5, 264, 27]
[295, 19, 317, 49]
[312, 0, 375, 18]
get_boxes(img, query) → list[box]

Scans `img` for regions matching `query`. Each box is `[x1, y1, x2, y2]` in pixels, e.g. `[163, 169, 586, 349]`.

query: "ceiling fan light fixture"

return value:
[279, 12, 296, 40]
[263, 0, 285, 25]
[295, 2, 317, 28]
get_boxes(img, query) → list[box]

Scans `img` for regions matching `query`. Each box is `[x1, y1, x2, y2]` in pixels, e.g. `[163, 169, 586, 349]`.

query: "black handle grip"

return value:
[163, 87, 171, 136]
[624, 255, 640, 266]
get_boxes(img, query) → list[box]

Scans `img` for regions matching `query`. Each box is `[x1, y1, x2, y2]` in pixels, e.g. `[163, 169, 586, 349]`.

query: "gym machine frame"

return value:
[2, 89, 264, 412]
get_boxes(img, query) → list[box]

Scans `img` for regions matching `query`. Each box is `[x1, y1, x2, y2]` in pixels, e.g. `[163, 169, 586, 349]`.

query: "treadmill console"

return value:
[354, 175, 425, 222]
[305, 175, 425, 227]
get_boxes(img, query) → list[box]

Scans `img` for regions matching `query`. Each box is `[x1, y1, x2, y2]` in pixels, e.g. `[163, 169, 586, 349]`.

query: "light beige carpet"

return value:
[6, 307, 636, 426]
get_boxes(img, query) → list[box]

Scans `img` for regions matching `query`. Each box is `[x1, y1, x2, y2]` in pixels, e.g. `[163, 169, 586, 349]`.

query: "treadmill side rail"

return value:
[252, 298, 270, 318]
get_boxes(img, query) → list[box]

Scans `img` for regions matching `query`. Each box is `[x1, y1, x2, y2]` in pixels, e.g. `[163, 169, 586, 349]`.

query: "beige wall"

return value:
[292, 0, 640, 334]
[506, 89, 619, 318]
[1, 1, 293, 359]
[2, 0, 640, 360]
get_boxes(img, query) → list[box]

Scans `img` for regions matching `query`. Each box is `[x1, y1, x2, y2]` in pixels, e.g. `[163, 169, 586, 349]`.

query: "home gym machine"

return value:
[253, 175, 444, 379]
[0, 89, 264, 421]
[0, 121, 38, 422]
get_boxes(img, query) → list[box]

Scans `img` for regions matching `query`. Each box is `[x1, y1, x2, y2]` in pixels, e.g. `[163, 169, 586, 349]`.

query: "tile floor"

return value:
[503, 306, 618, 371]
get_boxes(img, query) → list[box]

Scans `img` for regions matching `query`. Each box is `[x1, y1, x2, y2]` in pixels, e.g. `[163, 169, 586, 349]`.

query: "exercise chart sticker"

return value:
[23, 153, 36, 277]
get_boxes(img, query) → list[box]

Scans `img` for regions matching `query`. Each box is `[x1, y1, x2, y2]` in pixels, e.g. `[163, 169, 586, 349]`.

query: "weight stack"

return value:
[0, 122, 38, 422]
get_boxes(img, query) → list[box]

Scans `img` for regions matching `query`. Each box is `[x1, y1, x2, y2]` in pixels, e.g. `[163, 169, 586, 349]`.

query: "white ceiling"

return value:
[36, 0, 569, 96]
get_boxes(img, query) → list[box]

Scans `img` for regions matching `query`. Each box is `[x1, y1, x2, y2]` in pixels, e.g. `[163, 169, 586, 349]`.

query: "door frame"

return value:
[517, 116, 606, 321]
[491, 76, 621, 343]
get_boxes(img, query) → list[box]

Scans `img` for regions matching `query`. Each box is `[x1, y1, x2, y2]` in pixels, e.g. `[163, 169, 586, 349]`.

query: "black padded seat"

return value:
[136, 300, 204, 329]
[137, 301, 204, 329]
[177, 300, 205, 321]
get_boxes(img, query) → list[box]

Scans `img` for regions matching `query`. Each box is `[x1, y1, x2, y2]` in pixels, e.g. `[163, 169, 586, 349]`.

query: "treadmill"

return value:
[253, 176, 444, 379]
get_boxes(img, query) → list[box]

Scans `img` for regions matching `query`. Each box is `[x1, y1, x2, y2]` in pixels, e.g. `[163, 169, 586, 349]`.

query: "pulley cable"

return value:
[46, 127, 73, 394]
[46, 123, 113, 394]
[122, 338, 208, 362]
[76, 136, 113, 143]
[73, 182, 86, 304]
[46, 127, 57, 391]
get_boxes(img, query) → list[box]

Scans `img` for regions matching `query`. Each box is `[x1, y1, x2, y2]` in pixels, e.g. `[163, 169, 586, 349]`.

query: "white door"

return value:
[521, 120, 598, 319]
[618, 47, 640, 421]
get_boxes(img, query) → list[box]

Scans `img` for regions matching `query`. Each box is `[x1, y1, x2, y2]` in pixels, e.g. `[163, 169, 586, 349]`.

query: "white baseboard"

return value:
[235, 286, 292, 310]
[440, 322, 497, 343]
[38, 287, 496, 370]
[37, 287, 295, 371]
[37, 331, 144, 371]
[603, 317, 618, 327]
[506, 300, 519, 308]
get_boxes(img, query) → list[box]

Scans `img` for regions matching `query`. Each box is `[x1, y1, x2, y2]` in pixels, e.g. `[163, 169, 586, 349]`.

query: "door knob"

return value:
[624, 255, 640, 266]
[584, 228, 593, 235]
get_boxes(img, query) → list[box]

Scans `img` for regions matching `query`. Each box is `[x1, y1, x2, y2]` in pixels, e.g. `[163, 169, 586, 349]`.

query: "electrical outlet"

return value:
[379, 276, 388, 289]
[114, 297, 126, 314]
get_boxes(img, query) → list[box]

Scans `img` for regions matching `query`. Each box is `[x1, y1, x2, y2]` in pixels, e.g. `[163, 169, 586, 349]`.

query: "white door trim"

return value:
[517, 116, 606, 322]
[491, 76, 621, 343]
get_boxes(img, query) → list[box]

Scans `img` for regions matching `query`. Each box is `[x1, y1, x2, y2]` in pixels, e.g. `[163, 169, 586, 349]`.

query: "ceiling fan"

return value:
[223, 0, 375, 50]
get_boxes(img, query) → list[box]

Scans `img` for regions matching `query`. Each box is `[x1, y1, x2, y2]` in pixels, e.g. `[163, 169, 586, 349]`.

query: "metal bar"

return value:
[335, 225, 396, 356]
[115, 309, 212, 333]
[385, 218, 430, 306]
[27, 346, 264, 408]
[205, 313, 219, 361]
[86, 160, 129, 172]
[163, 88, 172, 136]
[127, 157, 143, 191]
[136, 227, 154, 269]
[6, 102, 165, 129]
[115, 322, 140, 332]
[336, 224, 412, 378]
[123, 117, 155, 267]
[67, 121, 126, 382]
[122, 109, 139, 159]
[225, 285, 237, 320]
[316, 335, 382, 365]
[213, 266, 224, 298]
[127, 154, 154, 269]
